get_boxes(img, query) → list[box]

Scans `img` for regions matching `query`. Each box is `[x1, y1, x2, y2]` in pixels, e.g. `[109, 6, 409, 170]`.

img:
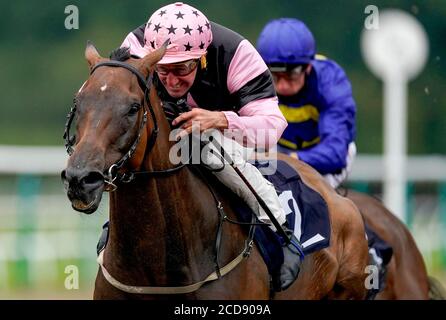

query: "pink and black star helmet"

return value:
[144, 2, 213, 64]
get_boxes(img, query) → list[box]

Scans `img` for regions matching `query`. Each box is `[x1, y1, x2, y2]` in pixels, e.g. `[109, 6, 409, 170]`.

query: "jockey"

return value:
[257, 18, 357, 189]
[119, 2, 302, 291]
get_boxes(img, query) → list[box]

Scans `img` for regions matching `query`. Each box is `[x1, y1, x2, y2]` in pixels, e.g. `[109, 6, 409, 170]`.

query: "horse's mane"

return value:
[109, 47, 132, 61]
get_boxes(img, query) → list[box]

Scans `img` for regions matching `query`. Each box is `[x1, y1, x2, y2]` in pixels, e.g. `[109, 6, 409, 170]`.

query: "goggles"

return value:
[269, 64, 307, 82]
[155, 59, 199, 77]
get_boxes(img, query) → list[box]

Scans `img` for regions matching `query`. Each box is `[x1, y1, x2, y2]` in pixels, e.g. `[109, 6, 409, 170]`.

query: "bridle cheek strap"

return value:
[63, 60, 158, 185]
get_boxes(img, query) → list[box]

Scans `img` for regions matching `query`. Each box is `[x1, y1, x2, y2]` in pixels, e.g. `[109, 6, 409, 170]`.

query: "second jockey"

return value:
[257, 18, 358, 189]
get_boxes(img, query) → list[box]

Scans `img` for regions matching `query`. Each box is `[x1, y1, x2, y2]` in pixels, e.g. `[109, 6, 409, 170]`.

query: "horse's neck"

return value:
[107, 121, 218, 285]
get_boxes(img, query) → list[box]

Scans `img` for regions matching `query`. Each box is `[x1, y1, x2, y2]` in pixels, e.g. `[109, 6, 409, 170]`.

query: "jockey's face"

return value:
[272, 64, 312, 96]
[156, 59, 199, 98]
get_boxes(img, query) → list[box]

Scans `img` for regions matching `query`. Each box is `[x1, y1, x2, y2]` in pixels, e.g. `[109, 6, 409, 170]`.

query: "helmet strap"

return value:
[200, 55, 207, 69]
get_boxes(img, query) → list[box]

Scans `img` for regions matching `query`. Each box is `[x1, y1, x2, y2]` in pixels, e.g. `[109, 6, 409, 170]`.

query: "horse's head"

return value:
[61, 41, 166, 214]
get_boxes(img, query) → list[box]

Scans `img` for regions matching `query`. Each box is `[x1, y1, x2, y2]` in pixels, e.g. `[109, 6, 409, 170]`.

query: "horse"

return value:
[61, 42, 371, 299]
[344, 190, 446, 299]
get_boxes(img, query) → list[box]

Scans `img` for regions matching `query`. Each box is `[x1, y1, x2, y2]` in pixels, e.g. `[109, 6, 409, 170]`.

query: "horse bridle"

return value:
[63, 60, 186, 191]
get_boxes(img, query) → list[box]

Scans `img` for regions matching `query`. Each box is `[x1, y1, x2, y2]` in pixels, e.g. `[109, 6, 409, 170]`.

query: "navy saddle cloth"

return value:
[235, 160, 331, 276]
[365, 223, 393, 268]
[364, 222, 393, 298]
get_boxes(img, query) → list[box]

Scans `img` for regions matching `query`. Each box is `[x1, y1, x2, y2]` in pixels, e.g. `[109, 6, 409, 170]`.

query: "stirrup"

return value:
[272, 227, 304, 292]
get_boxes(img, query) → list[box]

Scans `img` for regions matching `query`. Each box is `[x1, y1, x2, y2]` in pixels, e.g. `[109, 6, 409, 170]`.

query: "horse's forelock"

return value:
[109, 47, 132, 62]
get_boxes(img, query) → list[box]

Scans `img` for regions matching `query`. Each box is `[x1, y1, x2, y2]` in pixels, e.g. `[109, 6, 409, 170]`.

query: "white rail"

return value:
[1, 145, 446, 182]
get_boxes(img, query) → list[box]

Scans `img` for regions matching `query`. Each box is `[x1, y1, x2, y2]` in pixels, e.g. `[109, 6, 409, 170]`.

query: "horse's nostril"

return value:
[61, 170, 71, 189]
[61, 170, 67, 182]
[82, 171, 104, 186]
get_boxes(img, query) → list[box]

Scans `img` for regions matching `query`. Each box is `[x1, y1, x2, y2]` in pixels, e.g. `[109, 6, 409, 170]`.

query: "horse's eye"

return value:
[128, 103, 141, 116]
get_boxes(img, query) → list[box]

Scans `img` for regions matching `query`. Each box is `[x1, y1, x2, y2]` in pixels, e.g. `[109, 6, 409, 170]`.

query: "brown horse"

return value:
[344, 190, 442, 299]
[61, 42, 370, 299]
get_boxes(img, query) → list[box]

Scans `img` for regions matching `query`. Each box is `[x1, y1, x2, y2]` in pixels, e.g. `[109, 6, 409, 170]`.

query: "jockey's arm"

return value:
[220, 39, 287, 150]
[297, 64, 356, 174]
[222, 97, 287, 151]
[298, 105, 353, 174]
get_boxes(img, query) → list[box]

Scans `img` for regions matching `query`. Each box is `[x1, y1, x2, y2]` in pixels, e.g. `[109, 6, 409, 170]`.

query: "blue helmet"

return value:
[257, 18, 316, 69]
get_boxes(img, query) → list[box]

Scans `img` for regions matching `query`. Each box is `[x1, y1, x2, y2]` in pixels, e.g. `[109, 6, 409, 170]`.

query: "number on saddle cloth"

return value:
[255, 160, 331, 254]
[227, 160, 332, 281]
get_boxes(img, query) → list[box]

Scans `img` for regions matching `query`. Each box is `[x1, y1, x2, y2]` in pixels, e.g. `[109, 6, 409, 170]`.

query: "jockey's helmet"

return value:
[144, 2, 213, 64]
[257, 18, 316, 72]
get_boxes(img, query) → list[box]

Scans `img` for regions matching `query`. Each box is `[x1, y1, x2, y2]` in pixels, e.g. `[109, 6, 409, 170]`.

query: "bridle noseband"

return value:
[63, 60, 186, 191]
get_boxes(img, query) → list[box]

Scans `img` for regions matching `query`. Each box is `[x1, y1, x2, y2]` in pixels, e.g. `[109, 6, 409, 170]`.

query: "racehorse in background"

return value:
[61, 42, 371, 299]
[345, 190, 446, 299]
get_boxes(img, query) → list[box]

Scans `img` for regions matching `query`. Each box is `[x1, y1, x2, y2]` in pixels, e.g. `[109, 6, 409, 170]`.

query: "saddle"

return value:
[234, 160, 331, 276]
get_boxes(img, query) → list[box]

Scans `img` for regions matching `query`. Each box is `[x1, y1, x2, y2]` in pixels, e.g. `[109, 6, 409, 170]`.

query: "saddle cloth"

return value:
[364, 224, 393, 268]
[234, 160, 331, 275]
[364, 223, 393, 299]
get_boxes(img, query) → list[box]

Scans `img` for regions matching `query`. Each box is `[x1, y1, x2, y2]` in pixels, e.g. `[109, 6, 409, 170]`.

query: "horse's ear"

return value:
[139, 40, 168, 76]
[85, 41, 102, 69]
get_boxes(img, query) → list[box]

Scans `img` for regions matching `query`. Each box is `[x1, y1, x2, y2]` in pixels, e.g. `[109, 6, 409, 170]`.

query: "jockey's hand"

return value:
[172, 108, 228, 139]
[290, 152, 299, 160]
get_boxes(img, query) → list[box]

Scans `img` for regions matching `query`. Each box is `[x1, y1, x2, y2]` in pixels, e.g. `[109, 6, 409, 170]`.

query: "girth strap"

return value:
[97, 249, 247, 295]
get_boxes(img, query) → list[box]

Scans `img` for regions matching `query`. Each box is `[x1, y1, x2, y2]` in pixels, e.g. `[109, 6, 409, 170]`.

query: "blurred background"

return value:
[0, 0, 444, 299]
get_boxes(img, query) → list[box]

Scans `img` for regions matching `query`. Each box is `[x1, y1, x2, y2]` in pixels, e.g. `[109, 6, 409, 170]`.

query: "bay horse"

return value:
[61, 42, 371, 299]
[344, 190, 445, 299]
